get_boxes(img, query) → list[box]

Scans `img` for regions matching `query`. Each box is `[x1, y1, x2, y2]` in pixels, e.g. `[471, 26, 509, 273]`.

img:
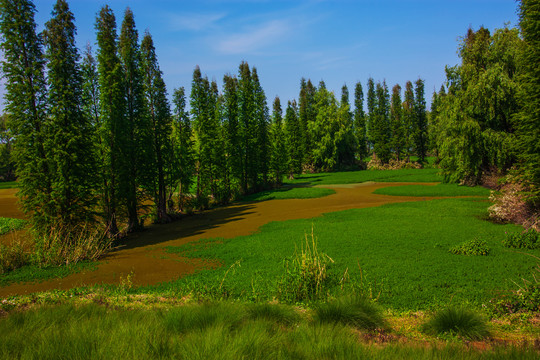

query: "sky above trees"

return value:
[0, 0, 519, 112]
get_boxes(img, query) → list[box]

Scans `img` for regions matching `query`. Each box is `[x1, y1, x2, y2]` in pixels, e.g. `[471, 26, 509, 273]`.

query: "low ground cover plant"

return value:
[0, 217, 26, 236]
[502, 229, 539, 249]
[449, 239, 491, 256]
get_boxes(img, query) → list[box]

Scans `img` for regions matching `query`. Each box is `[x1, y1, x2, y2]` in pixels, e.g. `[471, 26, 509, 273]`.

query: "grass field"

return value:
[0, 182, 18, 190]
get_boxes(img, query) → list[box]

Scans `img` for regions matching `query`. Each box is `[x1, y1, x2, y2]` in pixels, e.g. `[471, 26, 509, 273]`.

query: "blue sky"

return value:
[1, 0, 519, 112]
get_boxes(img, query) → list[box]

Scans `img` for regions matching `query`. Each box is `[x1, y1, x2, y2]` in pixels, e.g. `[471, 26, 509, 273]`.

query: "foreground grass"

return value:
[1, 301, 538, 360]
[159, 197, 535, 310]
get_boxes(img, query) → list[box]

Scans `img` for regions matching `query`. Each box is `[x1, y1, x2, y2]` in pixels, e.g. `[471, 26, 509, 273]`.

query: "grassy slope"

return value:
[373, 183, 491, 197]
[157, 196, 534, 310]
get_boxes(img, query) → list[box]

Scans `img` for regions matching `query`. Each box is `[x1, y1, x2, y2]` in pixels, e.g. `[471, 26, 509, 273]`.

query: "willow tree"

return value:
[43, 0, 97, 230]
[0, 0, 51, 235]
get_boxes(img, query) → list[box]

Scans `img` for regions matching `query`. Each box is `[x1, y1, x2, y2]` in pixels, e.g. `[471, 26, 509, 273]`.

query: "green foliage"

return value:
[502, 229, 539, 249]
[313, 296, 387, 330]
[276, 229, 335, 303]
[269, 97, 288, 185]
[0, 217, 26, 235]
[284, 100, 303, 176]
[0, 261, 97, 286]
[0, 0, 51, 235]
[438, 26, 520, 185]
[0, 241, 29, 275]
[514, 0, 540, 205]
[449, 238, 491, 256]
[0, 114, 15, 182]
[371, 81, 392, 164]
[354, 81, 368, 161]
[413, 79, 428, 163]
[422, 307, 490, 340]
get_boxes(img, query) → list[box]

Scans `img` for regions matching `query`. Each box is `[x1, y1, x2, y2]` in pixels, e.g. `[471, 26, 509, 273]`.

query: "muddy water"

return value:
[0, 182, 439, 298]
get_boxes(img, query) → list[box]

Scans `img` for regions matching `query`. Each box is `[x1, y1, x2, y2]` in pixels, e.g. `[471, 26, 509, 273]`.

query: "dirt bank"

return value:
[0, 182, 439, 298]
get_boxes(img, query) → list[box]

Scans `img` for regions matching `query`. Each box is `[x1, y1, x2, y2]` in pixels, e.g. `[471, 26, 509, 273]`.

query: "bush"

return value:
[276, 228, 334, 303]
[449, 238, 490, 256]
[0, 217, 26, 235]
[367, 157, 422, 171]
[313, 296, 387, 330]
[422, 307, 490, 340]
[0, 240, 29, 274]
[502, 229, 539, 249]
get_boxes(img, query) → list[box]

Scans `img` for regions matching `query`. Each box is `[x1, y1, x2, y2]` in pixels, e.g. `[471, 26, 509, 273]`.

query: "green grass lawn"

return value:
[0, 262, 97, 287]
[0, 182, 18, 190]
[156, 197, 533, 310]
[241, 186, 335, 202]
[0, 217, 26, 235]
[373, 183, 491, 197]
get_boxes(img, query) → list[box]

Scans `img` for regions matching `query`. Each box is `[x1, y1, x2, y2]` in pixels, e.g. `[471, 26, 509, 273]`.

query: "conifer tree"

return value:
[81, 44, 100, 128]
[366, 78, 376, 152]
[284, 100, 302, 176]
[390, 84, 405, 160]
[298, 78, 317, 167]
[222, 74, 241, 197]
[403, 81, 415, 161]
[413, 79, 428, 163]
[269, 96, 287, 184]
[252, 68, 270, 187]
[141, 31, 172, 222]
[0, 0, 51, 235]
[171, 87, 195, 210]
[337, 84, 356, 166]
[95, 5, 126, 235]
[372, 81, 391, 163]
[118, 7, 151, 231]
[238, 62, 257, 192]
[43, 0, 96, 229]
[515, 0, 540, 203]
[354, 81, 368, 161]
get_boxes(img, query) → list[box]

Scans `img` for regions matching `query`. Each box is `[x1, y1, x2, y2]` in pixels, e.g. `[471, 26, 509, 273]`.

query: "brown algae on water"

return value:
[0, 182, 440, 297]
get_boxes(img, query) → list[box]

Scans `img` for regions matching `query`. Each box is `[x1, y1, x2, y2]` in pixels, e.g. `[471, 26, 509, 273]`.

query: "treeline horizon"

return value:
[0, 0, 537, 256]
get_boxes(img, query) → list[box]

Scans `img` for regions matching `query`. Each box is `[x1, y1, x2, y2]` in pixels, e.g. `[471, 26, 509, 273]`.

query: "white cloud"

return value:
[168, 12, 226, 32]
[215, 19, 290, 55]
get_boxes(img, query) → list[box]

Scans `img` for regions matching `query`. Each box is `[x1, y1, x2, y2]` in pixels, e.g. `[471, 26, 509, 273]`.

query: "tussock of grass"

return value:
[246, 303, 300, 326]
[422, 307, 490, 340]
[314, 296, 388, 330]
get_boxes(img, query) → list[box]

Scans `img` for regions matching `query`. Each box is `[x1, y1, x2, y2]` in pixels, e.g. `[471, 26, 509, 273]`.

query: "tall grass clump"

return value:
[0, 240, 29, 274]
[33, 223, 113, 266]
[164, 302, 245, 334]
[422, 307, 490, 340]
[246, 303, 300, 326]
[276, 227, 335, 303]
[313, 296, 387, 330]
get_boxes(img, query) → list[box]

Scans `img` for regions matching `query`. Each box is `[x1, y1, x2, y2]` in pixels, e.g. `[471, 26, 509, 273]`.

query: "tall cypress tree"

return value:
[390, 84, 405, 160]
[372, 81, 391, 163]
[285, 100, 302, 177]
[222, 74, 241, 197]
[413, 79, 428, 163]
[171, 87, 195, 210]
[141, 31, 172, 222]
[0, 0, 51, 235]
[269, 96, 287, 185]
[43, 0, 96, 229]
[354, 81, 367, 161]
[118, 8, 151, 231]
[403, 81, 415, 161]
[337, 84, 356, 167]
[252, 68, 270, 187]
[366, 77, 376, 153]
[515, 0, 540, 204]
[95, 5, 126, 236]
[81, 44, 100, 129]
[238, 61, 257, 192]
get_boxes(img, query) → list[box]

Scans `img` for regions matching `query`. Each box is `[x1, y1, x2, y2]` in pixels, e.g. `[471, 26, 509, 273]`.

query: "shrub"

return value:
[0, 240, 30, 274]
[367, 157, 422, 171]
[276, 228, 334, 303]
[489, 180, 539, 231]
[422, 307, 490, 340]
[33, 223, 113, 266]
[502, 229, 539, 249]
[0, 217, 27, 235]
[313, 296, 387, 330]
[449, 238, 490, 256]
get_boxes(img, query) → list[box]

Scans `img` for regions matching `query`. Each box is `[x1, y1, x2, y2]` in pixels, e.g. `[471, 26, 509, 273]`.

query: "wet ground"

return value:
[0, 182, 439, 298]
